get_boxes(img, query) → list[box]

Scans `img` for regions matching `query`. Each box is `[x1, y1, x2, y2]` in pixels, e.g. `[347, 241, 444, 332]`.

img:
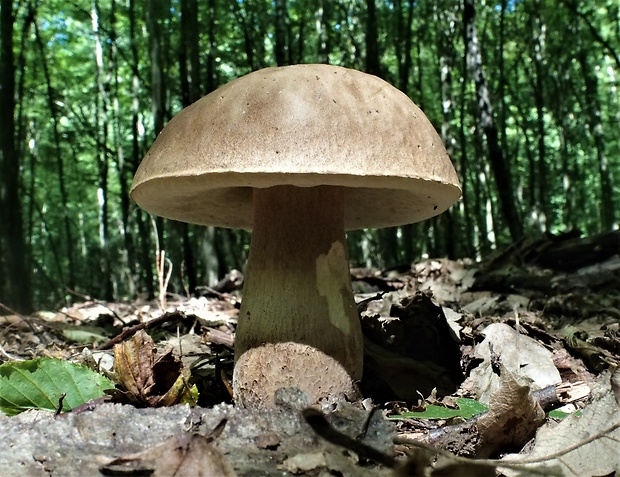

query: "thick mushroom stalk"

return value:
[233, 185, 363, 407]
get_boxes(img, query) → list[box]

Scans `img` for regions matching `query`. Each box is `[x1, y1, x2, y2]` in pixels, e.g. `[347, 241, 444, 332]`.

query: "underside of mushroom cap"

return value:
[130, 64, 461, 230]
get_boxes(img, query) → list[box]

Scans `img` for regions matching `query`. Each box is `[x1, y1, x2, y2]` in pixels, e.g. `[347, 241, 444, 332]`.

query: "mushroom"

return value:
[130, 64, 461, 408]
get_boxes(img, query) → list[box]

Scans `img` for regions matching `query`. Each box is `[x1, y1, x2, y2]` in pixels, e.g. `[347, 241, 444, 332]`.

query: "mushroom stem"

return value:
[233, 185, 363, 405]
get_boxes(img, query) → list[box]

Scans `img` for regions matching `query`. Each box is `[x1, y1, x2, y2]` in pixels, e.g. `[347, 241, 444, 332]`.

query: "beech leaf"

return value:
[113, 330, 196, 406]
[0, 358, 114, 416]
[502, 370, 620, 476]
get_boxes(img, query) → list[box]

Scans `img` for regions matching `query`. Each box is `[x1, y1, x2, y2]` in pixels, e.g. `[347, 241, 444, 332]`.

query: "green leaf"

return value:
[389, 398, 488, 420]
[548, 409, 582, 419]
[0, 358, 115, 416]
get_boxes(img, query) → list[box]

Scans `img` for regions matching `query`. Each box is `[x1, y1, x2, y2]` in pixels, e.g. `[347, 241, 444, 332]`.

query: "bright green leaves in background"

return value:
[0, 358, 114, 416]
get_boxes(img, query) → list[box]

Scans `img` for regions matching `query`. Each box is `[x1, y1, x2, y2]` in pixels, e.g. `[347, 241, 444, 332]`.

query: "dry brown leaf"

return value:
[99, 433, 237, 477]
[113, 330, 190, 406]
[476, 364, 546, 458]
[464, 323, 561, 404]
[502, 370, 620, 477]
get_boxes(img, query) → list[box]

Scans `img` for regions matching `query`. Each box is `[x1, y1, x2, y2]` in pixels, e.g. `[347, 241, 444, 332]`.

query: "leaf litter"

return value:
[0, 234, 619, 475]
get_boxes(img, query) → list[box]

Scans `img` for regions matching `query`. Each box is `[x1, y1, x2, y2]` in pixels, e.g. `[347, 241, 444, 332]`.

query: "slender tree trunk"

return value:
[365, 0, 381, 77]
[436, 2, 460, 258]
[462, 0, 523, 242]
[274, 0, 289, 66]
[147, 0, 168, 273]
[108, 0, 137, 297]
[578, 50, 615, 230]
[91, 0, 114, 300]
[129, 0, 154, 298]
[179, 0, 201, 294]
[316, 0, 331, 64]
[180, 0, 200, 105]
[393, 0, 414, 93]
[147, 0, 166, 137]
[33, 13, 74, 290]
[205, 0, 217, 93]
[0, 0, 31, 312]
[531, 0, 550, 231]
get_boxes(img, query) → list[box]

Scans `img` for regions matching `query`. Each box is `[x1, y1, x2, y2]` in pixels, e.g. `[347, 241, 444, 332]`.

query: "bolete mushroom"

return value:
[130, 64, 461, 408]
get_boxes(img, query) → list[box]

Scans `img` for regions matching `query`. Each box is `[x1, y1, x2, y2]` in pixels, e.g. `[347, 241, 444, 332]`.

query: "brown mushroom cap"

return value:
[130, 64, 461, 229]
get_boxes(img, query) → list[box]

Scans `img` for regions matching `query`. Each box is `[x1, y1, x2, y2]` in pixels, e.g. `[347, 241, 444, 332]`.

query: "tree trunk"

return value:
[435, 1, 460, 258]
[108, 0, 137, 297]
[0, 0, 31, 312]
[364, 0, 381, 77]
[462, 0, 523, 242]
[33, 12, 74, 290]
[393, 0, 414, 92]
[147, 0, 166, 137]
[92, 0, 113, 300]
[178, 0, 201, 294]
[578, 50, 615, 230]
[147, 0, 168, 291]
[274, 0, 289, 66]
[180, 0, 201, 105]
[316, 0, 331, 64]
[530, 0, 551, 231]
[205, 0, 217, 93]
[129, 0, 154, 298]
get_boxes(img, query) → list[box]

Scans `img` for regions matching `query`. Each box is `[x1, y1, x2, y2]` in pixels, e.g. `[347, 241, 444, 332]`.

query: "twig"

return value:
[95, 311, 184, 350]
[0, 302, 36, 333]
[151, 217, 173, 310]
[0, 342, 24, 361]
[60, 291, 130, 325]
[302, 407, 397, 468]
[304, 406, 620, 474]
[396, 420, 620, 469]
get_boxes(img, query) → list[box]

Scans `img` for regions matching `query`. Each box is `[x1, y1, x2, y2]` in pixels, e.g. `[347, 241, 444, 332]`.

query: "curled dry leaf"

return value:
[502, 370, 620, 477]
[464, 323, 561, 404]
[475, 364, 546, 458]
[100, 433, 237, 477]
[112, 330, 193, 406]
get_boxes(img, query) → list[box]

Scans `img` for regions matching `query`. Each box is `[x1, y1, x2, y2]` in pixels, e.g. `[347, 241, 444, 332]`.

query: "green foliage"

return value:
[548, 409, 583, 419]
[0, 358, 115, 416]
[1, 0, 618, 309]
[389, 397, 488, 420]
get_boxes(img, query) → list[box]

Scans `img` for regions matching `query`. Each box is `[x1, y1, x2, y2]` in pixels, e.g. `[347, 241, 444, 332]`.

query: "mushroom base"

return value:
[233, 342, 359, 408]
[234, 185, 363, 407]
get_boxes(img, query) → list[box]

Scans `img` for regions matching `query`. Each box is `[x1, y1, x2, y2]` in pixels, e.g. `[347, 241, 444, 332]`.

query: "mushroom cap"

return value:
[131, 64, 461, 230]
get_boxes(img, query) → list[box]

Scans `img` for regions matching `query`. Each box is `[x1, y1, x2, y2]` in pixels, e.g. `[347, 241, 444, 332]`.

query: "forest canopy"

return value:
[0, 0, 618, 312]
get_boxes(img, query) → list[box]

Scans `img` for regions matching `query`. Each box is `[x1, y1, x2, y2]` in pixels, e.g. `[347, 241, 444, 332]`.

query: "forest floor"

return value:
[0, 230, 619, 476]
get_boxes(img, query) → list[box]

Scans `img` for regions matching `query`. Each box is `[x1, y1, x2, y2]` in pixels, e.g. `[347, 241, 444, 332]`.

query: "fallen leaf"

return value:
[476, 364, 546, 457]
[465, 323, 561, 404]
[113, 330, 195, 406]
[0, 358, 114, 416]
[100, 433, 237, 477]
[389, 398, 487, 421]
[501, 370, 620, 476]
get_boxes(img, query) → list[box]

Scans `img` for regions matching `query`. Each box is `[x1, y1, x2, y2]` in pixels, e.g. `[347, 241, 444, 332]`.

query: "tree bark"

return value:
[129, 0, 154, 298]
[316, 0, 331, 64]
[33, 11, 75, 290]
[274, 0, 289, 66]
[0, 0, 31, 312]
[394, 0, 414, 92]
[435, 1, 460, 258]
[365, 0, 381, 77]
[578, 49, 615, 230]
[462, 0, 523, 242]
[530, 0, 551, 231]
[92, 0, 113, 300]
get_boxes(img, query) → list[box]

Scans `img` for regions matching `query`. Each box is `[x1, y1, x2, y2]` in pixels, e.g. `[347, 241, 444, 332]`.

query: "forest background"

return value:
[0, 0, 618, 314]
